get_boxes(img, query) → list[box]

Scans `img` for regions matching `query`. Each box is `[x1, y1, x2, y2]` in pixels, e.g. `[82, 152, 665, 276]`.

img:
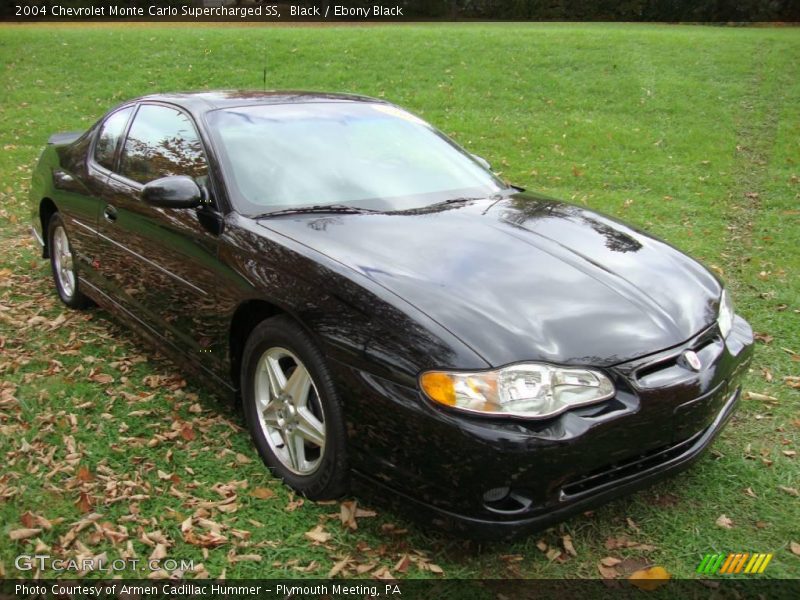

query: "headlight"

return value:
[420, 363, 615, 419]
[717, 289, 734, 339]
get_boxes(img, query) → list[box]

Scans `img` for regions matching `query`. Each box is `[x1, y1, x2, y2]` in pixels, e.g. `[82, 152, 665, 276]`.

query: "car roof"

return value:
[132, 90, 388, 115]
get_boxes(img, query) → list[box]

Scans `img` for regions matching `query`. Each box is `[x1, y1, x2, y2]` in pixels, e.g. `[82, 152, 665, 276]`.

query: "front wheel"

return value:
[241, 315, 348, 499]
[48, 212, 90, 309]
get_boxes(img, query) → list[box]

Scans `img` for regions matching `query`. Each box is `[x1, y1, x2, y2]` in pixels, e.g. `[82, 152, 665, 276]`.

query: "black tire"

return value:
[241, 315, 348, 499]
[47, 212, 91, 309]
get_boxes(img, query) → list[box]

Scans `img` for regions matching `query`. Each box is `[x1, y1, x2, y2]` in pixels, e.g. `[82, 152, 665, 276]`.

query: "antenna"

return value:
[262, 44, 267, 91]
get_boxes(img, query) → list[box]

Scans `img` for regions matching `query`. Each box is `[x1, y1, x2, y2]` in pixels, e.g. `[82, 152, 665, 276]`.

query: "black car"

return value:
[29, 91, 754, 539]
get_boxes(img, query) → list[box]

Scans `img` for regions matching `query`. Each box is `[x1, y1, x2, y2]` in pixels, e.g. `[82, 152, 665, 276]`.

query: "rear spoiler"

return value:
[47, 131, 84, 146]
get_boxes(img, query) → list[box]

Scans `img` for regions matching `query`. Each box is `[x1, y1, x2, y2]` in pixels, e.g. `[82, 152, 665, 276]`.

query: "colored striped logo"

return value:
[696, 553, 773, 575]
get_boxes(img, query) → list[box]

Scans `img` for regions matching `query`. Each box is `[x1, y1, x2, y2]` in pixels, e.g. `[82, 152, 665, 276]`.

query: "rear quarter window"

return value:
[94, 106, 134, 170]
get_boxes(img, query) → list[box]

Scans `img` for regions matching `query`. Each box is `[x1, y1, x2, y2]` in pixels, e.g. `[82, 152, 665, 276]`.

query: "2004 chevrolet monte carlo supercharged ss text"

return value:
[28, 91, 754, 539]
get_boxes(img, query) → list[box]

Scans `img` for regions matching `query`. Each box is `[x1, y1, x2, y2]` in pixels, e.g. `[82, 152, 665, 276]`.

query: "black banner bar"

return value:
[3, 1, 800, 23]
[2, 579, 800, 600]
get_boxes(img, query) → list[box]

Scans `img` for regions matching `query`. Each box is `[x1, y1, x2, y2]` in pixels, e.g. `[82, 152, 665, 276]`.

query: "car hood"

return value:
[259, 193, 722, 367]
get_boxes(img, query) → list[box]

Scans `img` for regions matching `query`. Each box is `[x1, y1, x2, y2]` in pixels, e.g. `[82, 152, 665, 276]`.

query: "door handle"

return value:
[103, 204, 118, 223]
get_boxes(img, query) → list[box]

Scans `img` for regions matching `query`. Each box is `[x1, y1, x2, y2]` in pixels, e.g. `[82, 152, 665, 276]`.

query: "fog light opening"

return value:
[482, 487, 532, 514]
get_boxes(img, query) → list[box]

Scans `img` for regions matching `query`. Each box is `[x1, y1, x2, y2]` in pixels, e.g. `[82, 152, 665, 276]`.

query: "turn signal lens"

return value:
[419, 372, 456, 406]
[420, 363, 614, 419]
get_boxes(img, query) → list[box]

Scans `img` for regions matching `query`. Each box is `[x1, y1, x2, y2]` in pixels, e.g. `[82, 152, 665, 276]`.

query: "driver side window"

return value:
[119, 104, 208, 185]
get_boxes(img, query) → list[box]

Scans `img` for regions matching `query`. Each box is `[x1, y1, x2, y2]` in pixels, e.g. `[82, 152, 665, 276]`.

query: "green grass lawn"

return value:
[0, 23, 798, 583]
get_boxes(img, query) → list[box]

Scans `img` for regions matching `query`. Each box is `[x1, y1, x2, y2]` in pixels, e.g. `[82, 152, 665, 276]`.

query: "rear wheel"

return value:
[241, 315, 348, 499]
[48, 212, 90, 309]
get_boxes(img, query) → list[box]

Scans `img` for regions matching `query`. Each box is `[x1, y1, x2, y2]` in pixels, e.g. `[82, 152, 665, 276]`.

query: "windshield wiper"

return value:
[252, 204, 377, 219]
[427, 194, 506, 208]
[436, 197, 485, 206]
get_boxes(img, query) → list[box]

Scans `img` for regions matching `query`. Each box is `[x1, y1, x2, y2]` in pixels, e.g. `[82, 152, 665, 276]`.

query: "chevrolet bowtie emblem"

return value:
[683, 350, 702, 371]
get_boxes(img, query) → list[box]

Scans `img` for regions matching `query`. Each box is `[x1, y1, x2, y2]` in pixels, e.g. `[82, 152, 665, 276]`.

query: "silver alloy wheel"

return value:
[52, 225, 76, 298]
[254, 346, 326, 475]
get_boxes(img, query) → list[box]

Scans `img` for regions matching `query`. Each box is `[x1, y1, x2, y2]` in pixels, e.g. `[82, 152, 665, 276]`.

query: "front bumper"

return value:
[354, 385, 742, 540]
[337, 316, 754, 540]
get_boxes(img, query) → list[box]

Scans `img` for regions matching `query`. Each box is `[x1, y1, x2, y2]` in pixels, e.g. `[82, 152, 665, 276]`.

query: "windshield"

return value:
[206, 102, 506, 215]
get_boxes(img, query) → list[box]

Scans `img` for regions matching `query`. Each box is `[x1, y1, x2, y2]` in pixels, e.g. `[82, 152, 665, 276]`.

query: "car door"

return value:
[94, 102, 223, 370]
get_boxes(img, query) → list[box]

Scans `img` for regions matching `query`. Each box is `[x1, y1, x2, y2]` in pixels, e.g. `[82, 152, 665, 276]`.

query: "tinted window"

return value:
[119, 105, 207, 184]
[206, 103, 504, 215]
[94, 107, 133, 170]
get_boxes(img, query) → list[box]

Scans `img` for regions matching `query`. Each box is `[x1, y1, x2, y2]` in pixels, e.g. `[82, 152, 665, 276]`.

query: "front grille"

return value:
[561, 428, 706, 497]
[633, 327, 723, 389]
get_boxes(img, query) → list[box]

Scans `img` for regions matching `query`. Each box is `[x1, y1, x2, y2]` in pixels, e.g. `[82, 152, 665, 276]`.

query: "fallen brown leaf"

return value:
[304, 525, 331, 544]
[427, 563, 444, 574]
[149, 543, 167, 561]
[754, 332, 774, 344]
[562, 534, 577, 557]
[148, 569, 170, 580]
[76, 491, 93, 513]
[716, 514, 734, 529]
[372, 566, 394, 579]
[9, 528, 41, 541]
[250, 487, 275, 500]
[76, 465, 93, 482]
[545, 547, 562, 561]
[355, 562, 376, 574]
[790, 541, 800, 557]
[228, 553, 261, 563]
[745, 391, 778, 402]
[340, 500, 358, 530]
[780, 347, 800, 360]
[394, 554, 410, 574]
[597, 563, 619, 579]
[617, 557, 651, 575]
[183, 530, 227, 548]
[285, 496, 304, 512]
[89, 372, 114, 385]
[327, 556, 350, 577]
[499, 554, 524, 564]
[632, 543, 658, 552]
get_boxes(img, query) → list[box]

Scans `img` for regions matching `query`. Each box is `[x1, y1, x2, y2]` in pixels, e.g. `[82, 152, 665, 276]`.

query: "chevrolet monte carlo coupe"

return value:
[29, 91, 754, 539]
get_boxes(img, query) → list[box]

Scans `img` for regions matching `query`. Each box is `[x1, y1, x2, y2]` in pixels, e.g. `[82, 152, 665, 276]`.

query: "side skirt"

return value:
[79, 277, 238, 403]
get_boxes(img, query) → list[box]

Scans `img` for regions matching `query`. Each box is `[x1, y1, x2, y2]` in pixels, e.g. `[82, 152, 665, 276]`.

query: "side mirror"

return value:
[141, 175, 202, 209]
[471, 154, 492, 171]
